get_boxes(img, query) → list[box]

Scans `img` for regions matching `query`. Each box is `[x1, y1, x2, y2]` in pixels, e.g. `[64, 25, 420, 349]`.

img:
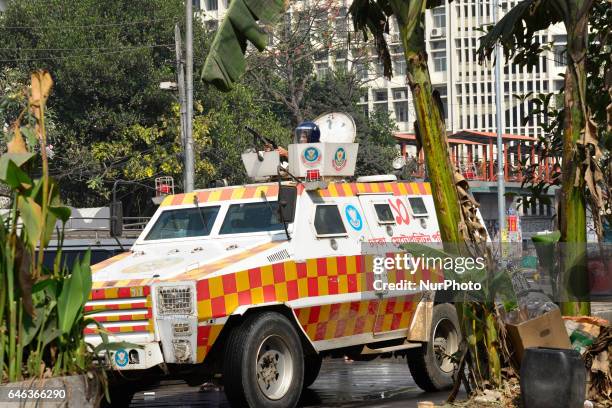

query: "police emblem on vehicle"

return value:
[332, 147, 347, 171]
[301, 146, 321, 167]
[345, 204, 363, 231]
[114, 349, 129, 367]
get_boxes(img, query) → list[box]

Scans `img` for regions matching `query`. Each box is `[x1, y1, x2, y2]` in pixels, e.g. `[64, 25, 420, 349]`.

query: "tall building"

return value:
[197, 0, 566, 238]
[196, 0, 566, 137]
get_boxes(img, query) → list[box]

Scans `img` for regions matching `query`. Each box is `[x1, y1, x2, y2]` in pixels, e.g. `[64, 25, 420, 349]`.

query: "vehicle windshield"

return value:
[145, 206, 220, 240]
[220, 202, 283, 234]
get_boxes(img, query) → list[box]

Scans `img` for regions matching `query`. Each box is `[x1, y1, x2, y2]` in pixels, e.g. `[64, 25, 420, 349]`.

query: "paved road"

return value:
[127, 357, 464, 408]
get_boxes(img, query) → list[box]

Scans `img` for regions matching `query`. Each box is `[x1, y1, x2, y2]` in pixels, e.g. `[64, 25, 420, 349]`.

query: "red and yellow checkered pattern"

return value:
[294, 294, 421, 342]
[161, 184, 280, 207]
[197, 255, 366, 320]
[315, 181, 431, 198]
[160, 181, 431, 207]
[193, 254, 443, 360]
[196, 255, 441, 321]
[196, 324, 223, 362]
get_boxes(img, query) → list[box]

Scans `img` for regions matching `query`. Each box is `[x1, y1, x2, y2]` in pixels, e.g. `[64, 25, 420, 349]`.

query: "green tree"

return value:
[478, 0, 604, 315]
[200, 83, 292, 186]
[0, 0, 192, 207]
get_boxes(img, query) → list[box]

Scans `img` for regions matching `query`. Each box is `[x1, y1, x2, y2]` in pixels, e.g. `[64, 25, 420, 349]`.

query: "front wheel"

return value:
[303, 353, 322, 388]
[407, 303, 461, 391]
[223, 312, 304, 408]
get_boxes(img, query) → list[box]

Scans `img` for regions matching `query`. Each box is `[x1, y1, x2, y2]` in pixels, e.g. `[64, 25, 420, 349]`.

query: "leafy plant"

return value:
[0, 71, 116, 395]
[477, 0, 606, 316]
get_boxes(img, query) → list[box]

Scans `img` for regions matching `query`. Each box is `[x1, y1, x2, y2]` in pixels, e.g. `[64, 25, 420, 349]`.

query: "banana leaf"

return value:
[202, 0, 287, 91]
[57, 252, 91, 334]
[477, 0, 564, 61]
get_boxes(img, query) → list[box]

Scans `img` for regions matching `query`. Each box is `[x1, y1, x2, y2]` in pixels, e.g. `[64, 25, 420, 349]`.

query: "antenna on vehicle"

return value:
[193, 195, 210, 234]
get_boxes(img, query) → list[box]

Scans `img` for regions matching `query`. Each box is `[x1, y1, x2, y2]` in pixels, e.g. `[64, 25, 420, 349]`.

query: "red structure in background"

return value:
[395, 130, 558, 184]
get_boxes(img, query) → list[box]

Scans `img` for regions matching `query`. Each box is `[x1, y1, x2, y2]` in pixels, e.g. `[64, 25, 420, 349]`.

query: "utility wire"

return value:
[0, 44, 174, 62]
[0, 43, 175, 51]
[0, 18, 177, 30]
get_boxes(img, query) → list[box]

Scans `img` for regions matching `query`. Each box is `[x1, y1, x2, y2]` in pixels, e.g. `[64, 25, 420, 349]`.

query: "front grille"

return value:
[84, 286, 152, 342]
[158, 286, 193, 315]
[172, 322, 192, 337]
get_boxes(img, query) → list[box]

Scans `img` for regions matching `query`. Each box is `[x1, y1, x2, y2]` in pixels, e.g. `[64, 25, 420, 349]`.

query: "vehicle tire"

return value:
[223, 312, 304, 408]
[302, 353, 322, 388]
[407, 303, 461, 391]
[101, 385, 135, 408]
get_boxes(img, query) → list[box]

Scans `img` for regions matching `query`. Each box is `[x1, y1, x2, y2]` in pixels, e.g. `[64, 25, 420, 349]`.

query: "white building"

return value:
[196, 0, 567, 137]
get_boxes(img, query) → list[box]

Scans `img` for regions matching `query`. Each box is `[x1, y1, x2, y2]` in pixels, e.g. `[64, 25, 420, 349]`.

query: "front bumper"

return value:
[99, 341, 165, 370]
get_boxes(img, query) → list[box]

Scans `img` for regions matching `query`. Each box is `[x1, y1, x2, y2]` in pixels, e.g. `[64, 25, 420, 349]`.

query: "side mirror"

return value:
[278, 185, 297, 223]
[110, 201, 123, 238]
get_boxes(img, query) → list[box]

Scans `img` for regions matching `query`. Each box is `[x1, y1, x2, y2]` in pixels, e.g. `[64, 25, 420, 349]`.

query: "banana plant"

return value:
[477, 0, 602, 315]
[201, 0, 287, 91]
[0, 71, 127, 396]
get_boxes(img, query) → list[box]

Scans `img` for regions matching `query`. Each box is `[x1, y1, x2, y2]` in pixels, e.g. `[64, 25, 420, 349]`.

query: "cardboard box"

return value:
[506, 308, 571, 366]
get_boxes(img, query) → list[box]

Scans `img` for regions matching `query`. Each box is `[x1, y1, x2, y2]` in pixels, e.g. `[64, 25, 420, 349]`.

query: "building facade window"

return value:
[206, 0, 218, 11]
[432, 51, 446, 72]
[354, 63, 369, 80]
[553, 46, 566, 66]
[432, 7, 445, 28]
[392, 87, 408, 100]
[316, 63, 329, 80]
[394, 101, 409, 122]
[433, 86, 448, 120]
[374, 89, 388, 102]
[394, 59, 406, 76]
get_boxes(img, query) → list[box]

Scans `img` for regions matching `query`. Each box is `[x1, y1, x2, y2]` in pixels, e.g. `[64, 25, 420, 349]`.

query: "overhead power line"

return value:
[0, 43, 173, 51]
[0, 17, 177, 30]
[0, 43, 174, 62]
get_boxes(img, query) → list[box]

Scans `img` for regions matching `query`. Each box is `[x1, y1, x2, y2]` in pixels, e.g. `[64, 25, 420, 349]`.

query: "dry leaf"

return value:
[7, 123, 28, 154]
[29, 70, 53, 121]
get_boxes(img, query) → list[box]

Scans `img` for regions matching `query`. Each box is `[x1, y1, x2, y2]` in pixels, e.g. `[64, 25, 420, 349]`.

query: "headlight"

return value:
[172, 339, 192, 362]
[157, 286, 193, 315]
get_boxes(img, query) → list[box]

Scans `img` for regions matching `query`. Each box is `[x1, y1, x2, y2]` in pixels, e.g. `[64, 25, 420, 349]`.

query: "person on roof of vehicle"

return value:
[294, 121, 320, 144]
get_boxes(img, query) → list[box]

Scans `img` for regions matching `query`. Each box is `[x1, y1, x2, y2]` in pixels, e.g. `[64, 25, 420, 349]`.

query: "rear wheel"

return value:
[223, 312, 304, 408]
[407, 303, 460, 391]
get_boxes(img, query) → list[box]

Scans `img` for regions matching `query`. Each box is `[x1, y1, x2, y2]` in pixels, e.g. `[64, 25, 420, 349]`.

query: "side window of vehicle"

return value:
[373, 203, 395, 224]
[407, 197, 428, 217]
[220, 202, 283, 234]
[314, 205, 347, 237]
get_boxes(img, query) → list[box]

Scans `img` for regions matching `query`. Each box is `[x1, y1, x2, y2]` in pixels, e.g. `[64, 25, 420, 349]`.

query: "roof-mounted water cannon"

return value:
[241, 113, 358, 182]
[241, 126, 286, 181]
[288, 112, 358, 180]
